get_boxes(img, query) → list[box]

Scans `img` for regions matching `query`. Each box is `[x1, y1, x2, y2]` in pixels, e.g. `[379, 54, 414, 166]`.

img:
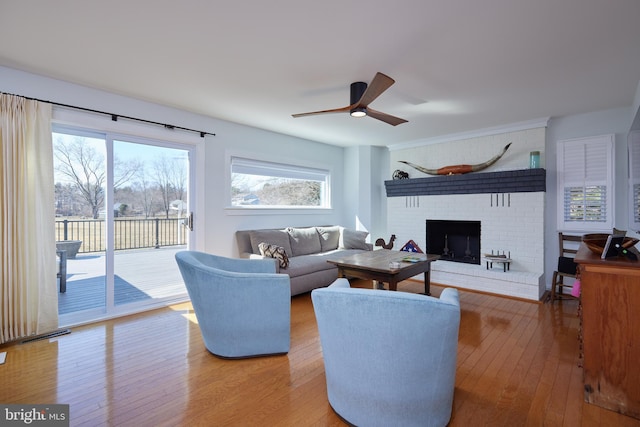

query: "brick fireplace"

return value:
[386, 126, 547, 300]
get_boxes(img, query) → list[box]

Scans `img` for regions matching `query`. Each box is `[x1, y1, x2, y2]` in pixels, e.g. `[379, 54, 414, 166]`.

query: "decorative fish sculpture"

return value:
[399, 143, 512, 176]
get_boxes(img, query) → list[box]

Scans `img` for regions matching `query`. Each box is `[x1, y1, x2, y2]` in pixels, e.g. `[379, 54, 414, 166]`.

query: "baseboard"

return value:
[20, 328, 71, 344]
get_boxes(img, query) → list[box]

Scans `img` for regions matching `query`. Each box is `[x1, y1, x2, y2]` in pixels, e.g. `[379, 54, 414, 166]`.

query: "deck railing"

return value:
[56, 218, 186, 253]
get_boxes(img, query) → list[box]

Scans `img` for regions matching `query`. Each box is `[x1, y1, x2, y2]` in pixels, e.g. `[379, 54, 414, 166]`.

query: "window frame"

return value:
[226, 154, 332, 213]
[556, 134, 615, 232]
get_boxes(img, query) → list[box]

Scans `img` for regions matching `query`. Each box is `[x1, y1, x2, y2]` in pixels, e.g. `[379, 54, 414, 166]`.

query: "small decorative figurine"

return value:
[375, 234, 396, 250]
[392, 169, 409, 180]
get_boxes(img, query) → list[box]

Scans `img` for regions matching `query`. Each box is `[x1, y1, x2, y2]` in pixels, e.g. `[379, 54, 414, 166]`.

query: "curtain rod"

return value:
[2, 92, 216, 138]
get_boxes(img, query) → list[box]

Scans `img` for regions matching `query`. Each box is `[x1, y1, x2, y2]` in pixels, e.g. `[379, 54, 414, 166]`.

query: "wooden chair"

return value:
[550, 232, 581, 301]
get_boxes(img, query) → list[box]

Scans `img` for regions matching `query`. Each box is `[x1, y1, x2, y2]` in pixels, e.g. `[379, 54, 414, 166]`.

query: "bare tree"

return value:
[153, 156, 187, 218]
[171, 161, 187, 204]
[114, 157, 142, 190]
[54, 137, 106, 219]
[133, 165, 156, 218]
[54, 182, 88, 216]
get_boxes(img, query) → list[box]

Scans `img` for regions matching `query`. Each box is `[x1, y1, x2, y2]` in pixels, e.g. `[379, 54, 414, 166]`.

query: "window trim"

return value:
[556, 134, 615, 232]
[225, 153, 332, 213]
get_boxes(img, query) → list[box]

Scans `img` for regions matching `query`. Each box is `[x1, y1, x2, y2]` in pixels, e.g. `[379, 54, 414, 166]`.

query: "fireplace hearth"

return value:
[426, 220, 481, 265]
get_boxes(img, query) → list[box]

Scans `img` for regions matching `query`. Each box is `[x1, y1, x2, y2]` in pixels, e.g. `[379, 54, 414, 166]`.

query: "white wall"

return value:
[371, 146, 390, 241]
[342, 145, 390, 244]
[544, 106, 636, 286]
[0, 66, 354, 258]
[205, 122, 347, 256]
[631, 80, 640, 131]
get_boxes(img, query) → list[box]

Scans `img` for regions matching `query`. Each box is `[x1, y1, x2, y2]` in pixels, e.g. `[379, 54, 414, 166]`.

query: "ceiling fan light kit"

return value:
[350, 107, 367, 118]
[293, 72, 408, 126]
[350, 79, 367, 117]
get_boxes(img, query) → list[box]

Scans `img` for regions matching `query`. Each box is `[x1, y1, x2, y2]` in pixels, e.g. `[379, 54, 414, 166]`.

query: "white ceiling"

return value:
[1, 0, 640, 147]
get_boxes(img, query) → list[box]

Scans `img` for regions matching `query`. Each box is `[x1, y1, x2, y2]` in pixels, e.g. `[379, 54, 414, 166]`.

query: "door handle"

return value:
[183, 212, 194, 231]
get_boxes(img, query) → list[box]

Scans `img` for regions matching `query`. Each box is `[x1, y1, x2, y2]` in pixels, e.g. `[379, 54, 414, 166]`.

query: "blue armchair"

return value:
[311, 279, 460, 427]
[175, 251, 291, 358]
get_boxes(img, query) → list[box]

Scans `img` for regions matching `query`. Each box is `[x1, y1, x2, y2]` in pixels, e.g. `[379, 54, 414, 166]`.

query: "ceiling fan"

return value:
[292, 72, 408, 126]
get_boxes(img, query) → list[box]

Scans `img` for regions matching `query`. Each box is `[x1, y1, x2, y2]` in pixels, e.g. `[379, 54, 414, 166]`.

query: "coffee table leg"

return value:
[424, 270, 431, 296]
[389, 280, 398, 291]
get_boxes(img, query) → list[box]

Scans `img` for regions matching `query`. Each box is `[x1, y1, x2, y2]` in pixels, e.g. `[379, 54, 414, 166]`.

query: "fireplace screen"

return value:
[426, 220, 481, 265]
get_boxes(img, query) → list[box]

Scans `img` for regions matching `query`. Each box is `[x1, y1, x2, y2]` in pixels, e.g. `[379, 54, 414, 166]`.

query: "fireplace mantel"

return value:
[385, 168, 545, 197]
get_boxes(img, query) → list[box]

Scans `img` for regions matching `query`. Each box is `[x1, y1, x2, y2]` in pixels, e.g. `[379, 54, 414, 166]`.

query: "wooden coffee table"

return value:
[327, 249, 440, 295]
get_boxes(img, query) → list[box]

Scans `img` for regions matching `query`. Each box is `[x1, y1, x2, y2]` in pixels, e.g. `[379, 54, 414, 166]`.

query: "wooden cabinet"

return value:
[575, 244, 640, 419]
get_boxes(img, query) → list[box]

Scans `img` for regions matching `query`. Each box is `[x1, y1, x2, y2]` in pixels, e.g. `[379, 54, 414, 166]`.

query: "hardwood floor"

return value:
[2, 279, 639, 426]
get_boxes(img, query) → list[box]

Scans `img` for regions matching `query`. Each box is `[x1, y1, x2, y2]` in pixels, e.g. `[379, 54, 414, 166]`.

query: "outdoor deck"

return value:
[58, 246, 187, 315]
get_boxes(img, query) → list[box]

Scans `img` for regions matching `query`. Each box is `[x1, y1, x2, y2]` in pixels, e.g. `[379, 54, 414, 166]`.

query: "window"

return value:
[230, 157, 330, 208]
[557, 134, 614, 232]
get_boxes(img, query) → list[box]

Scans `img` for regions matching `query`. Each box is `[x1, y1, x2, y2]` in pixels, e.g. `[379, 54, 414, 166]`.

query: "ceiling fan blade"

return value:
[356, 72, 396, 107]
[366, 108, 408, 126]
[292, 105, 353, 118]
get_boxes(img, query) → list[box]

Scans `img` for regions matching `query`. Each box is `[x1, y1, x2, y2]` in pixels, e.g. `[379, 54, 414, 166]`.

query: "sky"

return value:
[53, 132, 189, 184]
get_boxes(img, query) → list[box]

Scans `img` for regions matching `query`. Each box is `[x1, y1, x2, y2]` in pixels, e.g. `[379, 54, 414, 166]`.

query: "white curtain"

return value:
[1, 94, 58, 343]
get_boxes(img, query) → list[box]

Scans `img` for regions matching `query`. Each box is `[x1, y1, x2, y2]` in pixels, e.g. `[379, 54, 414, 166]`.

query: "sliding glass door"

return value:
[112, 139, 190, 308]
[54, 127, 193, 325]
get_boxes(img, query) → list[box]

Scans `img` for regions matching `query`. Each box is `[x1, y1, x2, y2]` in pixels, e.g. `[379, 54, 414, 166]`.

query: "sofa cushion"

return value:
[316, 226, 340, 252]
[249, 229, 292, 256]
[287, 254, 334, 277]
[258, 242, 290, 268]
[287, 249, 371, 278]
[287, 227, 322, 256]
[339, 228, 370, 250]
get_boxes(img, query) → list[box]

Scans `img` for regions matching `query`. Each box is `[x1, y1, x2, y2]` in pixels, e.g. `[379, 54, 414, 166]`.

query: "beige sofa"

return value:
[235, 226, 372, 296]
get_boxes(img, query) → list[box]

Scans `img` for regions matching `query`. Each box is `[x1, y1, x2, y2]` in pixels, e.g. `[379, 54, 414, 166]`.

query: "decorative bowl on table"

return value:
[581, 233, 640, 256]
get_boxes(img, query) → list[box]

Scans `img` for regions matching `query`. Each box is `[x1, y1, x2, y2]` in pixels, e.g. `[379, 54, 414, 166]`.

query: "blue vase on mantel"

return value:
[529, 151, 540, 169]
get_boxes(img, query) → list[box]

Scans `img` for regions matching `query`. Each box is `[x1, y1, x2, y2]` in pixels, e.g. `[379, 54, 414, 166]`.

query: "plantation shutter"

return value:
[630, 130, 640, 229]
[557, 134, 614, 232]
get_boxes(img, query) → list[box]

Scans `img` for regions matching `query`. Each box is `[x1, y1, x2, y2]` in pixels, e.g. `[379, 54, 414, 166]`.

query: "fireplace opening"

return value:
[426, 220, 481, 265]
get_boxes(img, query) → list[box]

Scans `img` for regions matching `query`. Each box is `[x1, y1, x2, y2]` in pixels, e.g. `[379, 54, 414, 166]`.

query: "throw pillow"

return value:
[316, 226, 340, 252]
[258, 242, 290, 269]
[339, 228, 370, 250]
[286, 227, 322, 256]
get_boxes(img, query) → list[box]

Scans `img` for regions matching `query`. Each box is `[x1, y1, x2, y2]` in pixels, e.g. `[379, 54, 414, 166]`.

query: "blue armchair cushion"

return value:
[175, 251, 291, 358]
[312, 279, 460, 427]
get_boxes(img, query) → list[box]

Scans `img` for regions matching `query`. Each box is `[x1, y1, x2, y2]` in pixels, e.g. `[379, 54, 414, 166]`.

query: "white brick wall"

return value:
[387, 128, 546, 300]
